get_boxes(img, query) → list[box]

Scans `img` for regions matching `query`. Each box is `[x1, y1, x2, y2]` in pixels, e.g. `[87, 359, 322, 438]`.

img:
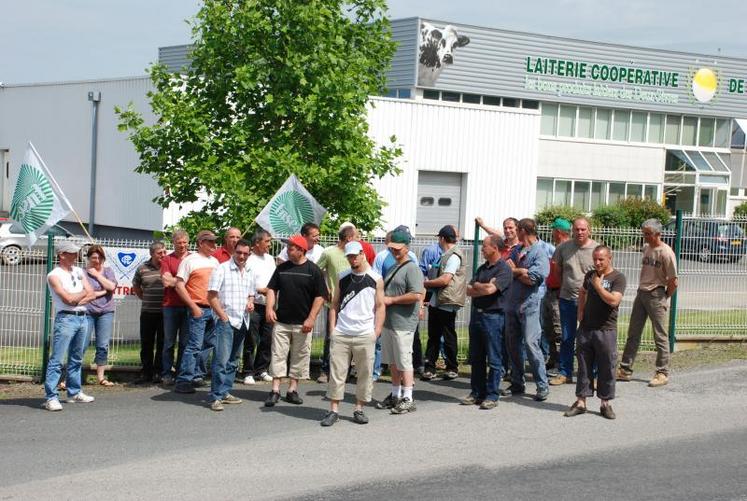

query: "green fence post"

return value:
[668, 209, 683, 353]
[472, 220, 480, 278]
[40, 233, 54, 382]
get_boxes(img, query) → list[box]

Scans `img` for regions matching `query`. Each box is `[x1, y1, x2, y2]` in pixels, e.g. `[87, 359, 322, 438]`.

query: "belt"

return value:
[196, 303, 210, 308]
[58, 310, 87, 316]
[474, 308, 502, 314]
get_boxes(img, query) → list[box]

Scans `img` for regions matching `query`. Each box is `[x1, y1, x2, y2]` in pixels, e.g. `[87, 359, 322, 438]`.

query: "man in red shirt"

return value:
[212, 227, 241, 264]
[160, 229, 191, 385]
[543, 218, 571, 374]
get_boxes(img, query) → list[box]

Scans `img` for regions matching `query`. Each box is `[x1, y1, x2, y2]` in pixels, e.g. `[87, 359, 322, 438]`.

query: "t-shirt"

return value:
[373, 248, 419, 278]
[638, 243, 677, 291]
[133, 259, 164, 313]
[277, 244, 324, 264]
[267, 260, 327, 325]
[86, 266, 117, 315]
[48, 266, 86, 313]
[247, 252, 276, 305]
[161, 252, 190, 307]
[553, 239, 597, 301]
[335, 269, 380, 336]
[580, 269, 627, 331]
[383, 260, 424, 332]
[212, 246, 232, 264]
[470, 259, 513, 312]
[316, 245, 350, 301]
[176, 253, 219, 306]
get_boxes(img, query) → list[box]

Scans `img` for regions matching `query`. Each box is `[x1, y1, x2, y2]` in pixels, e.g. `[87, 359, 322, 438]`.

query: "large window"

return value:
[578, 107, 593, 138]
[665, 115, 681, 144]
[595, 109, 611, 140]
[541, 103, 558, 136]
[682, 116, 698, 146]
[648, 113, 665, 143]
[630, 111, 647, 142]
[536, 178, 660, 212]
[613, 110, 630, 141]
[558, 105, 576, 137]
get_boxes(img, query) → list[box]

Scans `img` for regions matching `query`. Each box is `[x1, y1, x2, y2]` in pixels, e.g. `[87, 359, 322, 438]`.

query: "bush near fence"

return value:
[1, 222, 746, 379]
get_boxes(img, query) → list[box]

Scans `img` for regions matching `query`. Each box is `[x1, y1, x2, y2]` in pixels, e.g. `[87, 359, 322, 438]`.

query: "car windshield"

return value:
[718, 224, 744, 238]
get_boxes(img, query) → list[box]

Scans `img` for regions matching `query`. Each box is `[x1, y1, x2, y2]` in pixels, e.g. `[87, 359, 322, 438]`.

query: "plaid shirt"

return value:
[208, 257, 256, 330]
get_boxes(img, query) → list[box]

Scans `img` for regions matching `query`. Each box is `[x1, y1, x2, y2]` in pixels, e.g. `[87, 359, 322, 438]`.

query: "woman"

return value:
[85, 245, 118, 386]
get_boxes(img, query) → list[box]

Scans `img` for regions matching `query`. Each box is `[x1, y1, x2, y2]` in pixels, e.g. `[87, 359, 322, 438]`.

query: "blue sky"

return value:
[2, 0, 745, 84]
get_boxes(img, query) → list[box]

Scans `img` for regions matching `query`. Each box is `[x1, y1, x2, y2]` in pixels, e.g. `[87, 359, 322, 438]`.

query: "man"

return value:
[422, 225, 466, 381]
[276, 222, 323, 264]
[132, 241, 167, 384]
[174, 230, 220, 394]
[207, 239, 255, 411]
[43, 241, 97, 411]
[320, 242, 385, 427]
[565, 245, 626, 420]
[462, 235, 512, 410]
[243, 229, 275, 384]
[475, 217, 521, 260]
[504, 218, 551, 401]
[550, 217, 597, 386]
[212, 227, 241, 264]
[618, 219, 678, 387]
[264, 235, 327, 407]
[160, 229, 191, 385]
[542, 218, 571, 373]
[315, 224, 356, 383]
[377, 229, 423, 414]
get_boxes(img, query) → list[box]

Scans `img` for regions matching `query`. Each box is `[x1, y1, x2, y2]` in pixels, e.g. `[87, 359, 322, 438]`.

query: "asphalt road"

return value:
[1, 361, 746, 500]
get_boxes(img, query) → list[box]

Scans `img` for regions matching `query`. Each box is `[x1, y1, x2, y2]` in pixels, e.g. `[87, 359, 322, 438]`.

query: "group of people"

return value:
[41, 215, 678, 424]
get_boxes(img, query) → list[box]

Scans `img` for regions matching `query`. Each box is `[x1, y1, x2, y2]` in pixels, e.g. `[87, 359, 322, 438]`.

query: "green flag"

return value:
[255, 175, 327, 236]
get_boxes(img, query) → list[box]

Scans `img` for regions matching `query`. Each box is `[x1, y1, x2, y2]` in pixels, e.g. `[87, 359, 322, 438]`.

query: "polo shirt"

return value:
[176, 253, 219, 306]
[133, 259, 164, 313]
[470, 259, 512, 312]
[160, 252, 190, 307]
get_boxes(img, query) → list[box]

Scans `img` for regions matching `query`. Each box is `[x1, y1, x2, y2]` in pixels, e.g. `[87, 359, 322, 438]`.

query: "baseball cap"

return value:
[393, 224, 412, 238]
[388, 229, 411, 250]
[287, 234, 309, 252]
[551, 218, 572, 232]
[339, 221, 356, 232]
[56, 240, 81, 255]
[196, 230, 217, 242]
[344, 241, 363, 256]
[437, 225, 457, 240]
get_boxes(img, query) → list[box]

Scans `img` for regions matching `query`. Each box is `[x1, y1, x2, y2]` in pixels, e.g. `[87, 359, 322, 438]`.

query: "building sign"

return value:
[104, 246, 150, 298]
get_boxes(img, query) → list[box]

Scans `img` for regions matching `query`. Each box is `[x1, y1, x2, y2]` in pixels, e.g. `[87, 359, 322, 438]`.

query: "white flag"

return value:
[9, 142, 74, 247]
[255, 175, 327, 236]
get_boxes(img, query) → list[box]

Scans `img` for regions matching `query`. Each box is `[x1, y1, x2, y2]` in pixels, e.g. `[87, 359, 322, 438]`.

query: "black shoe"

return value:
[534, 388, 550, 401]
[191, 378, 207, 388]
[152, 374, 162, 384]
[264, 391, 281, 407]
[564, 402, 587, 417]
[285, 391, 303, 405]
[320, 411, 339, 427]
[174, 383, 196, 394]
[500, 385, 525, 397]
[352, 410, 369, 424]
[600, 405, 616, 420]
[375, 394, 399, 410]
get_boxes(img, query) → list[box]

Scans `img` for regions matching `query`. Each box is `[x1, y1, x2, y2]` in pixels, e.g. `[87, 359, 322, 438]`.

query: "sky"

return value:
[2, 0, 746, 85]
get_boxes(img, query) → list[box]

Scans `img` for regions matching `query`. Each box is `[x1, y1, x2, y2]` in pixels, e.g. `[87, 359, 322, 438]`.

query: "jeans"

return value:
[87, 311, 114, 366]
[247, 304, 273, 376]
[209, 320, 245, 401]
[44, 313, 88, 401]
[176, 307, 216, 384]
[558, 298, 579, 378]
[505, 297, 548, 391]
[469, 310, 505, 402]
[425, 306, 459, 372]
[162, 306, 189, 377]
[139, 311, 164, 378]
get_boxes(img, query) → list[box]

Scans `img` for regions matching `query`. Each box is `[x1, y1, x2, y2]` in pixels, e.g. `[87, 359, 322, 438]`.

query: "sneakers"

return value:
[420, 371, 436, 381]
[549, 375, 573, 386]
[316, 373, 329, 384]
[460, 394, 482, 406]
[600, 404, 616, 420]
[320, 411, 339, 427]
[211, 399, 224, 412]
[174, 383, 196, 394]
[222, 394, 242, 404]
[375, 394, 399, 410]
[648, 373, 669, 387]
[479, 399, 497, 410]
[43, 398, 63, 411]
[442, 371, 459, 380]
[390, 397, 416, 415]
[616, 368, 632, 382]
[352, 409, 369, 424]
[67, 392, 95, 403]
[243, 375, 256, 385]
[563, 402, 587, 417]
[285, 391, 303, 405]
[534, 388, 550, 402]
[264, 391, 281, 407]
[258, 372, 273, 382]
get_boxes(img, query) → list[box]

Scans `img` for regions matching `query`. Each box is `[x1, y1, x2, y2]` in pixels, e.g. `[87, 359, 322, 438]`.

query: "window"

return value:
[715, 119, 730, 148]
[665, 115, 681, 144]
[423, 90, 439, 100]
[595, 109, 611, 140]
[630, 111, 646, 142]
[591, 182, 605, 210]
[462, 93, 481, 104]
[502, 98, 519, 107]
[645, 185, 658, 201]
[554, 180, 571, 206]
[384, 89, 397, 98]
[420, 197, 434, 206]
[558, 105, 576, 137]
[437, 197, 452, 206]
[573, 181, 591, 211]
[608, 183, 625, 204]
[627, 183, 643, 199]
[684, 150, 713, 171]
[698, 118, 715, 147]
[483, 95, 501, 106]
[702, 152, 729, 172]
[541, 103, 558, 135]
[398, 89, 412, 99]
[731, 121, 745, 148]
[536, 178, 553, 210]
[731, 187, 741, 197]
[578, 107, 593, 139]
[613, 109, 630, 141]
[648, 113, 665, 143]
[441, 91, 460, 102]
[682, 116, 698, 146]
[522, 100, 539, 109]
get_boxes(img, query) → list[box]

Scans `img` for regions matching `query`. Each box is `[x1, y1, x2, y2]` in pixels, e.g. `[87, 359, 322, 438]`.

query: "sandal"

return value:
[98, 379, 114, 387]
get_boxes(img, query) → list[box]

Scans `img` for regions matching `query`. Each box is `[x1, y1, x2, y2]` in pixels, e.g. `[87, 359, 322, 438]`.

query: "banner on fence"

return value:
[255, 175, 327, 237]
[104, 247, 150, 297]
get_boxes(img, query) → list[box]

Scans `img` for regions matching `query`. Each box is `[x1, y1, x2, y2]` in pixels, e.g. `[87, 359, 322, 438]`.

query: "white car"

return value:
[0, 221, 88, 265]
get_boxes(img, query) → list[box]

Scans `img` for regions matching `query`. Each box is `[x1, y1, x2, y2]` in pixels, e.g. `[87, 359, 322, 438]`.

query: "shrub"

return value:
[734, 201, 747, 219]
[591, 204, 630, 228]
[592, 198, 671, 228]
[534, 206, 585, 226]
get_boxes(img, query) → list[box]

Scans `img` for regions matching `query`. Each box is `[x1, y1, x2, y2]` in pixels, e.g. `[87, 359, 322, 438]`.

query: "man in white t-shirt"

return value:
[243, 229, 276, 384]
[276, 222, 323, 264]
[43, 240, 97, 411]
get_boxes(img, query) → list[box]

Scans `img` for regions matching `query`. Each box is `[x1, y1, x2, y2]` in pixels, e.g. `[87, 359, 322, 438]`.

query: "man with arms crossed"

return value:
[160, 229, 191, 384]
[243, 229, 275, 384]
[132, 241, 167, 384]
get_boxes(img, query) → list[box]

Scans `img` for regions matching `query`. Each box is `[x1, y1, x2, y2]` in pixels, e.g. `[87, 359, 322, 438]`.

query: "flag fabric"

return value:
[255, 175, 327, 236]
[9, 142, 74, 247]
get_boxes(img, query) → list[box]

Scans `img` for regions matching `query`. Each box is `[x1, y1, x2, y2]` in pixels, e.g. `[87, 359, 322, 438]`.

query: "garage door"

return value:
[416, 171, 463, 236]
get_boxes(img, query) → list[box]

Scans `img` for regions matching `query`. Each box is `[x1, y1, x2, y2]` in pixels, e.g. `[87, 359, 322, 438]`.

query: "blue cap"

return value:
[344, 241, 364, 256]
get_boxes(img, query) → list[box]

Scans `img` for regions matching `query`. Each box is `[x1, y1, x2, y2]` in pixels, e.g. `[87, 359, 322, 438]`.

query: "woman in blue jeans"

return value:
[85, 245, 118, 386]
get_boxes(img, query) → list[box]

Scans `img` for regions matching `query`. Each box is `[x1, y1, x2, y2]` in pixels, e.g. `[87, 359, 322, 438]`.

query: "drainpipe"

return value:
[87, 91, 101, 237]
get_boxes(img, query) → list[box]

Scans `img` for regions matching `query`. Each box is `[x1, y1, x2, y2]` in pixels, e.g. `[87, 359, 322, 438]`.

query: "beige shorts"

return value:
[270, 322, 312, 380]
[380, 327, 414, 371]
[326, 330, 376, 403]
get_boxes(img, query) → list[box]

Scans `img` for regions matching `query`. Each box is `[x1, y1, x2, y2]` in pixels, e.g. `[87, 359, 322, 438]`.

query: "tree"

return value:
[117, 0, 401, 234]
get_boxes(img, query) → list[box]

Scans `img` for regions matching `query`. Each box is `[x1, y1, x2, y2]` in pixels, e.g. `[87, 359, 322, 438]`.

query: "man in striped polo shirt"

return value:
[132, 241, 167, 384]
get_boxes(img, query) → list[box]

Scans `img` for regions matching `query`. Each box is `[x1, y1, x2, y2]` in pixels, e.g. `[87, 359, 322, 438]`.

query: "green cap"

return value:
[389, 229, 411, 249]
[552, 218, 572, 232]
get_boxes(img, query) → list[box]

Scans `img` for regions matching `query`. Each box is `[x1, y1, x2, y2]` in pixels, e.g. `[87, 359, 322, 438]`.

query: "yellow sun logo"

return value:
[691, 67, 718, 103]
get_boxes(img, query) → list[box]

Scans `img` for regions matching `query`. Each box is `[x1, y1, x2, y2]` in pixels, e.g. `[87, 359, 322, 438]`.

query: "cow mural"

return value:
[418, 22, 471, 87]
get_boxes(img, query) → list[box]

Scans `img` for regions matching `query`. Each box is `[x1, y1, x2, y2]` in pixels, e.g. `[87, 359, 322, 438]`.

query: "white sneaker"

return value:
[243, 375, 256, 385]
[43, 398, 63, 411]
[259, 372, 273, 382]
[67, 392, 95, 403]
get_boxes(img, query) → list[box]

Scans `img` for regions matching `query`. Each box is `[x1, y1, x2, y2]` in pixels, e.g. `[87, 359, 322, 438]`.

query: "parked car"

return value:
[663, 219, 746, 263]
[0, 221, 88, 265]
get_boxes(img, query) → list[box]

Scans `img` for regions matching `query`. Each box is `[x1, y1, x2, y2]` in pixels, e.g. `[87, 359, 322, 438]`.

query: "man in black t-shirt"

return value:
[264, 235, 328, 407]
[564, 245, 626, 420]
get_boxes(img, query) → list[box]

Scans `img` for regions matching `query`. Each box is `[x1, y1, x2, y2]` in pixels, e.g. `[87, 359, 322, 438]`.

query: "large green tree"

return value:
[118, 0, 401, 234]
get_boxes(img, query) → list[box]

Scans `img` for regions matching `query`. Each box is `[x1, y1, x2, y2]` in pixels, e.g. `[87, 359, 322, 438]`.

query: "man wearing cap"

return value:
[43, 241, 97, 411]
[212, 227, 242, 264]
[264, 235, 327, 407]
[320, 241, 385, 426]
[315, 223, 357, 383]
[378, 229, 423, 414]
[276, 222, 324, 264]
[422, 225, 466, 381]
[160, 229, 191, 384]
[174, 230, 220, 394]
[543, 218, 571, 373]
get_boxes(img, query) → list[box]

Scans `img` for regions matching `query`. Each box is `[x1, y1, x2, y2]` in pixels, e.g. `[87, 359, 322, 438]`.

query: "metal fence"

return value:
[1, 220, 746, 379]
